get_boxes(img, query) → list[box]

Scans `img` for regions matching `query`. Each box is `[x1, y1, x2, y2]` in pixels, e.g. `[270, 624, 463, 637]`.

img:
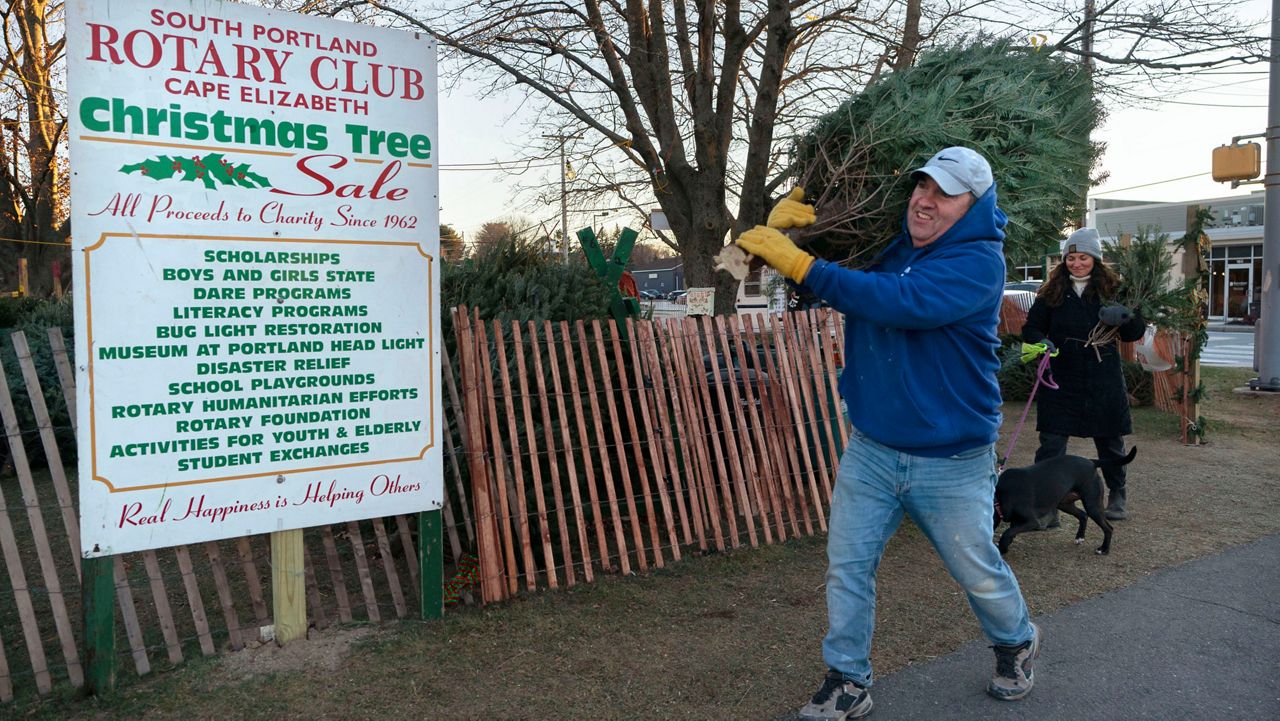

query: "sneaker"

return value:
[799, 669, 873, 720]
[986, 623, 1042, 701]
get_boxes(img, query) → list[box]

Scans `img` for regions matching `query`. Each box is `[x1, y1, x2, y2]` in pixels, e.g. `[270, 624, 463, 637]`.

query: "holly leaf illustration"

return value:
[121, 153, 271, 190]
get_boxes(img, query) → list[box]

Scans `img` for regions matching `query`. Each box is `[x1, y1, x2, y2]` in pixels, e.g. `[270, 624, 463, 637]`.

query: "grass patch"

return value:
[1200, 366, 1255, 398]
[1129, 405, 1182, 437]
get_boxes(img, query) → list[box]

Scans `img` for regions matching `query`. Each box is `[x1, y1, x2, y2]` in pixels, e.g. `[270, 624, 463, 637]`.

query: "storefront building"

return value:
[1091, 192, 1264, 323]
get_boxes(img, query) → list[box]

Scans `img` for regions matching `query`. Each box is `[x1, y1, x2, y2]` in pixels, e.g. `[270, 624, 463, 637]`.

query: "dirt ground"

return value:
[17, 367, 1280, 721]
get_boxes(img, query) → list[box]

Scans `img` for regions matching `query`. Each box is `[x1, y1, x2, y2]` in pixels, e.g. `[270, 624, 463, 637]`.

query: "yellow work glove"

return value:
[767, 187, 817, 229]
[735, 225, 815, 283]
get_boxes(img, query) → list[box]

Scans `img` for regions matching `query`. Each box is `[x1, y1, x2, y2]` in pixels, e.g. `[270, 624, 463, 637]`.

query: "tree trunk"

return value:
[891, 0, 923, 71]
[14, 0, 68, 297]
[659, 183, 737, 315]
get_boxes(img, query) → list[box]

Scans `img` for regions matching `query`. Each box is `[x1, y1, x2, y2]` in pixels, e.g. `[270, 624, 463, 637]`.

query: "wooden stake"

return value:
[591, 321, 645, 576]
[0, 352, 82, 684]
[371, 518, 407, 618]
[142, 550, 183, 663]
[770, 313, 827, 532]
[112, 556, 150, 675]
[525, 321, 576, 587]
[454, 308, 504, 603]
[543, 321, 594, 583]
[492, 321, 539, 590]
[270, 529, 307, 644]
[0, 480, 51, 694]
[636, 320, 694, 548]
[576, 321, 629, 576]
[319, 527, 353, 623]
[748, 314, 809, 537]
[474, 315, 519, 595]
[716, 315, 773, 544]
[608, 320, 664, 567]
[440, 342, 476, 544]
[626, 317, 681, 561]
[660, 318, 718, 550]
[561, 321, 612, 572]
[204, 542, 244, 651]
[12, 331, 80, 578]
[684, 317, 741, 547]
[345, 521, 381, 622]
[786, 312, 833, 505]
[235, 536, 269, 626]
[175, 545, 216, 656]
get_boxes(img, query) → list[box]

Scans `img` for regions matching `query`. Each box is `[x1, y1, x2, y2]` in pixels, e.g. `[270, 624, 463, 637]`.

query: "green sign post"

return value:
[577, 226, 641, 336]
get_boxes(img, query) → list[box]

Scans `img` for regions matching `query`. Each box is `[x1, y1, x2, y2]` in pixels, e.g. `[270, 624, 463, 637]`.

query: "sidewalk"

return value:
[779, 533, 1280, 720]
[1208, 321, 1257, 334]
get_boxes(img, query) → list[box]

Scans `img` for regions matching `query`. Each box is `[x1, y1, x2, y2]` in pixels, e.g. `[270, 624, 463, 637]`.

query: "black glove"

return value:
[1099, 304, 1132, 327]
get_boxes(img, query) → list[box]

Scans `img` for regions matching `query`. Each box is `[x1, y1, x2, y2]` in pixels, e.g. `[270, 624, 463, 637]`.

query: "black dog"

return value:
[994, 447, 1137, 556]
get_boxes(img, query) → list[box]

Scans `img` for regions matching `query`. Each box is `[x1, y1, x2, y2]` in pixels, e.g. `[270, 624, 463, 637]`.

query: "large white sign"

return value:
[67, 1, 441, 556]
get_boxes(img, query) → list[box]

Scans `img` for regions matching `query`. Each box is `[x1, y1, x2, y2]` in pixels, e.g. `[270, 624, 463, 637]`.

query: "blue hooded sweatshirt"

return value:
[800, 185, 1006, 457]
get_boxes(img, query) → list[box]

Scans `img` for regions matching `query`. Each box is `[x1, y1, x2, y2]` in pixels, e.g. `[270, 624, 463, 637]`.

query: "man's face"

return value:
[907, 175, 974, 248]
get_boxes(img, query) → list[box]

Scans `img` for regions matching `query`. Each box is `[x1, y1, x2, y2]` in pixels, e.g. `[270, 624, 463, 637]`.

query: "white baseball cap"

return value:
[911, 147, 994, 198]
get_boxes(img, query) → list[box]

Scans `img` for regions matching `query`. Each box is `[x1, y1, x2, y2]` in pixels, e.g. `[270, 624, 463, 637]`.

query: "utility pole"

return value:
[1252, 0, 1280, 391]
[543, 133, 581, 263]
[1080, 0, 1095, 229]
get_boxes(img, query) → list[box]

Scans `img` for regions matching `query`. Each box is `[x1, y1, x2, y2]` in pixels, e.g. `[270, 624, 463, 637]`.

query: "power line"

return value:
[1157, 99, 1267, 108]
[439, 160, 559, 170]
[1165, 77, 1266, 99]
[1092, 172, 1209, 196]
[0, 235, 69, 247]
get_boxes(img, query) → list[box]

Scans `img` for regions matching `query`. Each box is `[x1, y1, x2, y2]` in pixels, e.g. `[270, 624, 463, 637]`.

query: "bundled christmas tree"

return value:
[789, 39, 1103, 267]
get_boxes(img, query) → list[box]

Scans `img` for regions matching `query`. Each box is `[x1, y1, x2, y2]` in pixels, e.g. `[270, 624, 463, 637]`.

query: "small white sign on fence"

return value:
[685, 288, 715, 316]
[67, 0, 442, 556]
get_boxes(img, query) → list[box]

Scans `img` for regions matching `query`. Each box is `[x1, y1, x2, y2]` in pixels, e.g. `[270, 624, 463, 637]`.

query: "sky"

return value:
[435, 7, 1273, 241]
[1090, 72, 1269, 205]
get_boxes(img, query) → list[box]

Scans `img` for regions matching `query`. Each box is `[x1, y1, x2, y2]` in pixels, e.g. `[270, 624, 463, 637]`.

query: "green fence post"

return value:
[82, 555, 116, 695]
[419, 509, 443, 620]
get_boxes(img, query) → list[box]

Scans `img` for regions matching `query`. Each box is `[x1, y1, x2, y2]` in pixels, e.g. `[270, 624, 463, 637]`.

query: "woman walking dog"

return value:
[1021, 228, 1146, 520]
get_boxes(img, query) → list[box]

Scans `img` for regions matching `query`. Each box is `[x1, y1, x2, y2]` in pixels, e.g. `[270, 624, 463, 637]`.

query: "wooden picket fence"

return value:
[0, 325, 483, 704]
[0, 308, 848, 703]
[450, 307, 847, 603]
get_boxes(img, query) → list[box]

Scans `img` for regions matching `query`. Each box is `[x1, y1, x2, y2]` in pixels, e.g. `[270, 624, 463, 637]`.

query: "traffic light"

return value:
[1212, 142, 1261, 183]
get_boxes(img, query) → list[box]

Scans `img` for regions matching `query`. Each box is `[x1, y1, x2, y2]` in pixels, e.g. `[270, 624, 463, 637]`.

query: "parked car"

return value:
[1004, 280, 1043, 293]
[639, 289, 663, 300]
[1002, 289, 1037, 312]
[668, 290, 689, 303]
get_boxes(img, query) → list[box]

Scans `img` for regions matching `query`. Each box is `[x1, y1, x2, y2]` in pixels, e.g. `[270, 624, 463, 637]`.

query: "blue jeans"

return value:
[823, 429, 1033, 687]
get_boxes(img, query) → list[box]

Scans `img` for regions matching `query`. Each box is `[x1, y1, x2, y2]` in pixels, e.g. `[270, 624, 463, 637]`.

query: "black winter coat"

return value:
[1021, 286, 1146, 438]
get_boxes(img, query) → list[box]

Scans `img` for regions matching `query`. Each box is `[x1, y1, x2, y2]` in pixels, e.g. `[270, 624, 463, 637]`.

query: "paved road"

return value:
[776, 533, 1280, 721]
[1203, 330, 1255, 368]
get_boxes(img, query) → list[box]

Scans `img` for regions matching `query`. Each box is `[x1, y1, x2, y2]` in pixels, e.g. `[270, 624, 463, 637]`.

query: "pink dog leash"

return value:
[997, 350, 1058, 472]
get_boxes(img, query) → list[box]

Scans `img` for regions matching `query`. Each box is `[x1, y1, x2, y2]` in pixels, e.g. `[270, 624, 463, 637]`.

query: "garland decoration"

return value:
[121, 152, 272, 190]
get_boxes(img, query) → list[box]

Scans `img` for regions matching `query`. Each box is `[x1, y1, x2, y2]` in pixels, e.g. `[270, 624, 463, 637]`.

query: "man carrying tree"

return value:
[736, 147, 1039, 719]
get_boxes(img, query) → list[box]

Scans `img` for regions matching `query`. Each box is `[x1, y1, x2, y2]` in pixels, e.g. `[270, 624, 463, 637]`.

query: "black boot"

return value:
[1105, 486, 1127, 520]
